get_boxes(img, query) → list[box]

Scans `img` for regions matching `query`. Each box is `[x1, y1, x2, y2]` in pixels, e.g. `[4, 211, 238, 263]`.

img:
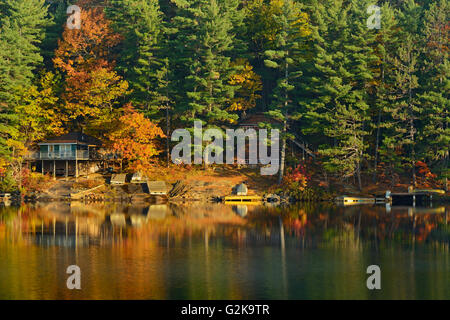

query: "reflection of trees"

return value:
[0, 203, 448, 248]
[247, 204, 449, 247]
[0, 203, 448, 299]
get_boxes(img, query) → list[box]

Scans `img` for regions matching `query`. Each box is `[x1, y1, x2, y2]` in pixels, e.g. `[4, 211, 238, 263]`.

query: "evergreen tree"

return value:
[371, 2, 399, 183]
[0, 0, 51, 106]
[0, 0, 51, 160]
[106, 0, 166, 119]
[418, 0, 449, 189]
[301, 0, 375, 189]
[263, 0, 310, 184]
[171, 0, 243, 127]
[381, 0, 422, 186]
[41, 0, 70, 67]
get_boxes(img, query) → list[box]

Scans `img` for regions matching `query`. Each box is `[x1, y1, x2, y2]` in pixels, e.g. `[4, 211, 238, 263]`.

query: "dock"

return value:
[0, 193, 12, 205]
[389, 192, 433, 206]
[0, 193, 11, 201]
[224, 195, 263, 203]
[335, 196, 376, 205]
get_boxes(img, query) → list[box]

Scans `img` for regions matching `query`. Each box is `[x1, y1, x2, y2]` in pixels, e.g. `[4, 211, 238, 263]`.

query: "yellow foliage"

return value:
[16, 72, 65, 145]
[228, 59, 262, 111]
[246, 0, 311, 45]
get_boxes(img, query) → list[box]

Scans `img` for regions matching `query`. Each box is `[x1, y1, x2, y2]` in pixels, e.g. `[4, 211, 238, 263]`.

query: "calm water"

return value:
[0, 202, 448, 300]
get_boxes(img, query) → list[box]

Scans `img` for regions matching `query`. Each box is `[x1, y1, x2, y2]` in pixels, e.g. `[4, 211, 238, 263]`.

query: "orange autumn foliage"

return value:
[54, 3, 121, 73]
[53, 3, 128, 134]
[108, 105, 166, 172]
[415, 161, 438, 187]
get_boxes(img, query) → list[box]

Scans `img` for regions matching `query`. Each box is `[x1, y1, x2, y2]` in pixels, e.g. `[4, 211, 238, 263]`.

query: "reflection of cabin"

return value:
[26, 132, 103, 178]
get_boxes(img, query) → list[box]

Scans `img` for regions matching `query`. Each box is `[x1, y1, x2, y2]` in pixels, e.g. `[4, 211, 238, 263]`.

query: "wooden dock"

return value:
[0, 193, 12, 205]
[335, 196, 376, 205]
[0, 193, 11, 200]
[224, 195, 263, 204]
[389, 192, 433, 206]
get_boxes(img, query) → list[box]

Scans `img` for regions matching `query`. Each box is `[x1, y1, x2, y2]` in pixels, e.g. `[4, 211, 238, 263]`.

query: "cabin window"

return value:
[61, 145, 72, 155]
[48, 145, 59, 154]
[40, 145, 48, 153]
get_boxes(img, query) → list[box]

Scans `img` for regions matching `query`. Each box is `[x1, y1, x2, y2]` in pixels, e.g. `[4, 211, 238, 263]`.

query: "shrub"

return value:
[0, 170, 18, 193]
[21, 169, 53, 193]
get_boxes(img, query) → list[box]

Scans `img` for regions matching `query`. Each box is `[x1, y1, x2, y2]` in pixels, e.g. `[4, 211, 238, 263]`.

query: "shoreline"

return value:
[2, 168, 449, 206]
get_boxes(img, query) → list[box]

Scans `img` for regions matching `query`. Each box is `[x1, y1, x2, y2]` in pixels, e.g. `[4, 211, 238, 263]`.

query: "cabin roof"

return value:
[147, 181, 168, 195]
[110, 174, 127, 185]
[39, 132, 102, 146]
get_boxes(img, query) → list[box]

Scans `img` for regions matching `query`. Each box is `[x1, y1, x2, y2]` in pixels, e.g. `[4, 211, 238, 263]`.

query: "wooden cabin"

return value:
[26, 132, 103, 178]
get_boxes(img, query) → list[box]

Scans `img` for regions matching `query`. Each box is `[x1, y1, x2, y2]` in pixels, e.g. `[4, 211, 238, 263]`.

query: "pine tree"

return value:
[0, 0, 51, 160]
[41, 0, 71, 67]
[301, 0, 374, 189]
[381, 0, 422, 187]
[371, 2, 399, 183]
[418, 0, 449, 190]
[0, 0, 51, 106]
[106, 0, 166, 119]
[263, 0, 310, 184]
[171, 0, 243, 127]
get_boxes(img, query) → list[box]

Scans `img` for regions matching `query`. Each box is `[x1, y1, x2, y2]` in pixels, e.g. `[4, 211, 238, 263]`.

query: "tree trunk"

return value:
[278, 130, 286, 185]
[278, 53, 289, 185]
[166, 104, 170, 168]
[357, 161, 362, 191]
[445, 154, 449, 192]
[18, 160, 22, 194]
[373, 110, 381, 183]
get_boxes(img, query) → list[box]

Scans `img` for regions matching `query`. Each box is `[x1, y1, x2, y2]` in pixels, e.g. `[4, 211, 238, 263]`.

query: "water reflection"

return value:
[0, 202, 448, 299]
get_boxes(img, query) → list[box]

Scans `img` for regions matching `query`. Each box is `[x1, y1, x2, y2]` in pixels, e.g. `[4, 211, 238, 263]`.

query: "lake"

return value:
[0, 202, 448, 300]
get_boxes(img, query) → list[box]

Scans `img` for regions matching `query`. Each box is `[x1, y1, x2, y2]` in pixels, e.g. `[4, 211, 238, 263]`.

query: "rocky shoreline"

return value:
[3, 179, 269, 205]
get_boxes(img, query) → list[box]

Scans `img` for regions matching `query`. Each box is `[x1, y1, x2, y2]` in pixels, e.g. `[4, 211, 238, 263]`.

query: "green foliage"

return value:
[170, 0, 244, 127]
[0, 170, 18, 193]
[417, 0, 450, 181]
[106, 0, 167, 119]
[0, 0, 51, 160]
[0, 0, 448, 192]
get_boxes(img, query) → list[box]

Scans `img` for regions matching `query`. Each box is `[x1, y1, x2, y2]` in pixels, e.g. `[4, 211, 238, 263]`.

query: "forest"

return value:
[0, 0, 448, 192]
